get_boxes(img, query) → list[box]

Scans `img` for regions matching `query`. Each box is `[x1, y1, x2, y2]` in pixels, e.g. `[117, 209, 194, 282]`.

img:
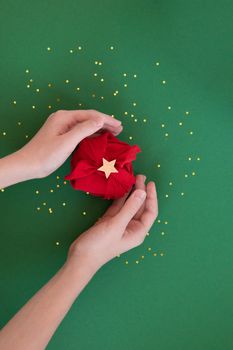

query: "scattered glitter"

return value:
[185, 174, 188, 178]
[161, 124, 165, 128]
[124, 84, 128, 87]
[148, 247, 152, 251]
[169, 182, 173, 186]
[133, 74, 137, 78]
[50, 189, 54, 193]
[110, 46, 114, 50]
[125, 261, 129, 265]
[133, 102, 137, 106]
[47, 47, 51, 51]
[153, 253, 157, 256]
[135, 260, 139, 264]
[197, 157, 201, 161]
[43, 202, 46, 206]
[32, 105, 36, 109]
[65, 79, 69, 84]
[17, 122, 21, 126]
[161, 232, 165, 235]
[63, 181, 67, 185]
[179, 122, 183, 126]
[162, 80, 166, 84]
[36, 88, 40, 92]
[156, 62, 160, 66]
[188, 157, 192, 161]
[62, 202, 66, 206]
[143, 118, 147, 122]
[165, 194, 169, 198]
[129, 136, 133, 140]
[37, 207, 41, 211]
[185, 111, 190, 115]
[35, 190, 39, 194]
[48, 83, 52, 87]
[168, 106, 171, 110]
[124, 112, 128, 115]
[123, 73, 127, 77]
[82, 211, 86, 216]
[0, 188, 5, 192]
[25, 69, 29, 73]
[2, 132, 6, 136]
[49, 208, 53, 214]
[192, 172, 196, 176]
[165, 221, 168, 225]
[13, 100, 17, 105]
[181, 192, 185, 196]
[189, 131, 193, 135]
[78, 46, 82, 50]
[165, 133, 169, 137]
[69, 49, 73, 53]
[55, 241, 60, 246]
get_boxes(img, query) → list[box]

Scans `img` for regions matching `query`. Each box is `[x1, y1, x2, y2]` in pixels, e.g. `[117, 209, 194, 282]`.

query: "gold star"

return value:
[98, 158, 118, 179]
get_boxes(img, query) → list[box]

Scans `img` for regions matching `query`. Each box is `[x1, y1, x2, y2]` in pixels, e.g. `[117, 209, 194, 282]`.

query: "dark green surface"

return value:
[0, 1, 233, 349]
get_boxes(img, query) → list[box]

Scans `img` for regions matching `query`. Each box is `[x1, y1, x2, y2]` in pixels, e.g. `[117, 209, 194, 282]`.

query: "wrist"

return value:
[0, 149, 37, 188]
[64, 255, 99, 279]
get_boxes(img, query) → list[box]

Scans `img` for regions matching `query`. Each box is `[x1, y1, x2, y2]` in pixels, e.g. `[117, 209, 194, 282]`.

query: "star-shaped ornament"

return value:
[97, 158, 118, 179]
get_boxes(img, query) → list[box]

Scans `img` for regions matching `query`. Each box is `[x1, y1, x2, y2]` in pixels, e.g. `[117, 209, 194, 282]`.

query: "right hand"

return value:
[67, 175, 158, 273]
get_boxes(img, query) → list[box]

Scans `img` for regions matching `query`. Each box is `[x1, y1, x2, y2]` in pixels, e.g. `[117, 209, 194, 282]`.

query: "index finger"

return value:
[139, 181, 158, 231]
[62, 109, 122, 130]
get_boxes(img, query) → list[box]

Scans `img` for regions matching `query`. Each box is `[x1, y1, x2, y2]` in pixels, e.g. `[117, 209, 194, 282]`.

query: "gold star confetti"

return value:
[98, 158, 118, 178]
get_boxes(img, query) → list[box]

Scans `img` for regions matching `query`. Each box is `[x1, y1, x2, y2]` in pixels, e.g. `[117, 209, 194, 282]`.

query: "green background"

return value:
[0, 1, 233, 349]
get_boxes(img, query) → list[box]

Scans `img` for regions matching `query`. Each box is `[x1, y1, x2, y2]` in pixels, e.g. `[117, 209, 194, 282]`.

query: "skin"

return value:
[0, 109, 158, 350]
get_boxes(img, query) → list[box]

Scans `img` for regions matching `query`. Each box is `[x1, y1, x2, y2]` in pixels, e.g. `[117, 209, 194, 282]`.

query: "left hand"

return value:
[20, 109, 122, 179]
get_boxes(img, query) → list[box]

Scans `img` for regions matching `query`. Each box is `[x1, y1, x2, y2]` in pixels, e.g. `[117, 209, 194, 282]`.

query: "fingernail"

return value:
[134, 190, 146, 200]
[143, 175, 146, 182]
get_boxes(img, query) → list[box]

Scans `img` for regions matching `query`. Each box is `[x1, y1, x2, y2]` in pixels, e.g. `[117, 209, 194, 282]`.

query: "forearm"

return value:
[0, 260, 95, 350]
[0, 149, 36, 189]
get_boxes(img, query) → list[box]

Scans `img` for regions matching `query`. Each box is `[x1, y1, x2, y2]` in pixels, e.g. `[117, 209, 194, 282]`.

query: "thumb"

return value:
[64, 117, 104, 146]
[114, 189, 146, 230]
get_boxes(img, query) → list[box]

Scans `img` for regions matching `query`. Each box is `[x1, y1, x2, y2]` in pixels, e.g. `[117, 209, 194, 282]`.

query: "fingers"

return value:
[133, 175, 146, 219]
[139, 181, 158, 231]
[102, 190, 131, 218]
[121, 181, 158, 250]
[63, 117, 104, 147]
[102, 174, 145, 218]
[113, 189, 146, 230]
[58, 109, 122, 135]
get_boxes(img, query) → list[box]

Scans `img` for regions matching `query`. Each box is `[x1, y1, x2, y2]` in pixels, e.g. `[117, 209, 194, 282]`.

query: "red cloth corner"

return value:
[65, 131, 141, 199]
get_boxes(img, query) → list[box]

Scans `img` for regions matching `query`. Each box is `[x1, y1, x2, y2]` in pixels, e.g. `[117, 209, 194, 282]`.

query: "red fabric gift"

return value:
[65, 131, 141, 199]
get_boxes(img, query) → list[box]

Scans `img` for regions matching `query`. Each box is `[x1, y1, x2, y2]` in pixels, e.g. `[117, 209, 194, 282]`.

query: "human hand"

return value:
[19, 109, 122, 179]
[66, 175, 158, 273]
